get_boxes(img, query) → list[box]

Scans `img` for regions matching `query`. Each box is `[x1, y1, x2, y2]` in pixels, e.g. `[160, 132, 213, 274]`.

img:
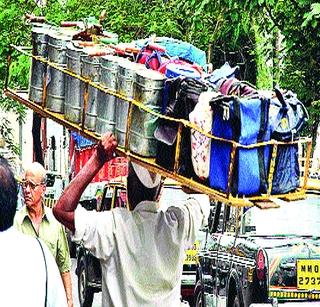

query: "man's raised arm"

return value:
[53, 133, 117, 232]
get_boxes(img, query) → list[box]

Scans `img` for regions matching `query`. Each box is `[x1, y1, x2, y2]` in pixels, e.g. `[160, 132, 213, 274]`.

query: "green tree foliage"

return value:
[238, 0, 320, 139]
[43, 0, 183, 41]
[175, 0, 258, 82]
[1, 0, 320, 152]
[0, 0, 36, 154]
[174, 0, 320, 139]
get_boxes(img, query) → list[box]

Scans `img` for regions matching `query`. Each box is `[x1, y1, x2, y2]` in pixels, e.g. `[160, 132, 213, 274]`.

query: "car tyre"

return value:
[194, 280, 205, 307]
[69, 241, 77, 259]
[78, 256, 94, 307]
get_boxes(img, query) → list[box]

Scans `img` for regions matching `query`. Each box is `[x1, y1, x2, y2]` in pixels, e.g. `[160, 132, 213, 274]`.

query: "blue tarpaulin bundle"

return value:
[135, 37, 207, 70]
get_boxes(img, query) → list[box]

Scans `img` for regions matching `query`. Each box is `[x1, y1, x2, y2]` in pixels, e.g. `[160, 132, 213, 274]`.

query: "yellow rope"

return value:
[12, 44, 309, 149]
[7, 44, 313, 206]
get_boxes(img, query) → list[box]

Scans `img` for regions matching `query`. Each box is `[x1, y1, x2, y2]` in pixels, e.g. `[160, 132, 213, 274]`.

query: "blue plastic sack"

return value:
[271, 144, 300, 194]
[271, 86, 309, 141]
[206, 62, 240, 89]
[165, 63, 201, 79]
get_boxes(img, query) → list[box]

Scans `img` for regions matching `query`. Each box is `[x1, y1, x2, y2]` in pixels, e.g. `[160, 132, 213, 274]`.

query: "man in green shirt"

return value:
[14, 162, 73, 307]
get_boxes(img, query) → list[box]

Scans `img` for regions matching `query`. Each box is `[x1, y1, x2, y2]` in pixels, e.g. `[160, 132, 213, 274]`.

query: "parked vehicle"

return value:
[194, 191, 320, 307]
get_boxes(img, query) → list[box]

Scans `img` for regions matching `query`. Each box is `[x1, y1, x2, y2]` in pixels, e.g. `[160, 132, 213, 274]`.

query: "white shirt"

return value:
[0, 227, 67, 307]
[74, 196, 209, 307]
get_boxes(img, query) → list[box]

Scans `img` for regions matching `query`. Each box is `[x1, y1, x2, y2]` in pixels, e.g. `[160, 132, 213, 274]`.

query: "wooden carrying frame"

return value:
[4, 45, 313, 207]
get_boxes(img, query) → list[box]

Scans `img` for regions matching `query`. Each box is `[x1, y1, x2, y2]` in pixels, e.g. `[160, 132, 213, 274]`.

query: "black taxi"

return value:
[194, 191, 320, 307]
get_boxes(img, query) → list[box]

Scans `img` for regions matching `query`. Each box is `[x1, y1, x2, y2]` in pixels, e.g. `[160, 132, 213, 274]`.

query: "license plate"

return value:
[184, 240, 200, 265]
[297, 259, 320, 290]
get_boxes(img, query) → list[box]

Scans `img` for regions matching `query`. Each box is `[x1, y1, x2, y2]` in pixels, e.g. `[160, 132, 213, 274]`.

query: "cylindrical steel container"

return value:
[81, 49, 103, 131]
[129, 69, 166, 157]
[65, 42, 84, 124]
[29, 25, 52, 104]
[100, 55, 119, 90]
[115, 61, 145, 146]
[133, 69, 166, 105]
[96, 55, 122, 136]
[47, 30, 74, 64]
[46, 32, 72, 113]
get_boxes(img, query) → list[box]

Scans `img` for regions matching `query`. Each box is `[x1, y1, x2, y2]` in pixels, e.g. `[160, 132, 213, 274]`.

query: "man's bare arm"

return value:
[61, 271, 73, 307]
[53, 133, 117, 232]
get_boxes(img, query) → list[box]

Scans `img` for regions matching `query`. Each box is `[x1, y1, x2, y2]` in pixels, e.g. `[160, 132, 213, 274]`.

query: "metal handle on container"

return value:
[124, 47, 140, 54]
[87, 51, 109, 57]
[61, 21, 80, 27]
[109, 45, 126, 56]
[78, 41, 96, 47]
[25, 13, 46, 23]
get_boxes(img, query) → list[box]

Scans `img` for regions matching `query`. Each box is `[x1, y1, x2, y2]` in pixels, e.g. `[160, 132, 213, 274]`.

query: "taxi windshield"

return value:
[241, 195, 320, 237]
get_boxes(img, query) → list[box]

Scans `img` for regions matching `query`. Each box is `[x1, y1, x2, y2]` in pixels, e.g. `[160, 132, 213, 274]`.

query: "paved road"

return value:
[71, 258, 101, 307]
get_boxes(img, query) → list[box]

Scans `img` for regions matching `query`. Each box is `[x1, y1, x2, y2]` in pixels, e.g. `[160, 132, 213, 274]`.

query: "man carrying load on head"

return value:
[53, 132, 209, 307]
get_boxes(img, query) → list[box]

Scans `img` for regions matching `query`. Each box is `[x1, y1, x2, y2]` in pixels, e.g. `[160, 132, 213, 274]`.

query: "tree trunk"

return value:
[273, 29, 283, 87]
[32, 112, 44, 166]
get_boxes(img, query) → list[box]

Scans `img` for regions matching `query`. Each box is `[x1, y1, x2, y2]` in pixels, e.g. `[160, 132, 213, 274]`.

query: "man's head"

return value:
[0, 157, 18, 231]
[127, 162, 162, 210]
[22, 162, 46, 209]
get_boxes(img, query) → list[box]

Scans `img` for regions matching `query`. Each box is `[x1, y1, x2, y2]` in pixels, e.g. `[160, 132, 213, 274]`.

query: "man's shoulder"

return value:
[164, 196, 209, 221]
[2, 227, 38, 249]
[3, 230, 62, 286]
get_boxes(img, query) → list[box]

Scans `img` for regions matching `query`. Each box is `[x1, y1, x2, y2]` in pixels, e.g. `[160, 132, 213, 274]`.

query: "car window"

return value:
[114, 188, 127, 209]
[101, 196, 112, 211]
[80, 198, 97, 211]
[209, 202, 238, 234]
[241, 195, 320, 236]
[101, 186, 114, 211]
[46, 173, 56, 187]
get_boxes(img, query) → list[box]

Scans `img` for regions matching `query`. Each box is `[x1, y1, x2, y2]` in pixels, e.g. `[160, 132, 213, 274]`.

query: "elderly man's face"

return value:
[22, 170, 46, 209]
